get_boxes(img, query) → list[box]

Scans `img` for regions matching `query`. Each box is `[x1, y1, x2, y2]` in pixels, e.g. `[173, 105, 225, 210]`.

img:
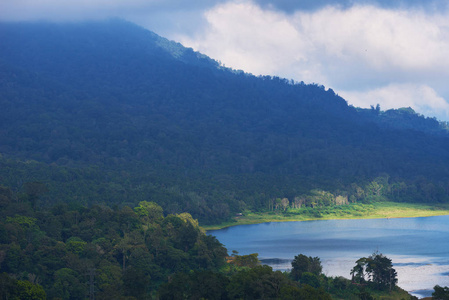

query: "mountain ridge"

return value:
[1, 19, 449, 223]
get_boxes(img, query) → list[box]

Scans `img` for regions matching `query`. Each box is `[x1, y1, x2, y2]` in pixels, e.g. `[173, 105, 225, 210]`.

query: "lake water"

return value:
[208, 215, 449, 298]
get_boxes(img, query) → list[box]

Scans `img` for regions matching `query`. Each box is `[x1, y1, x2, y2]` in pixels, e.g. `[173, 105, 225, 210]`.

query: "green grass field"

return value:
[203, 202, 449, 230]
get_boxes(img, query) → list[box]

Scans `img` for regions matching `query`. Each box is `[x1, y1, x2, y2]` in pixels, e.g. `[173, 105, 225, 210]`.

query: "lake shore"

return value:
[202, 202, 449, 230]
[209, 214, 449, 300]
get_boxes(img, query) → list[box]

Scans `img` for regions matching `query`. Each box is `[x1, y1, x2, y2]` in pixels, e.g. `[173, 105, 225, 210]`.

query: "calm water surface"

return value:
[209, 215, 449, 298]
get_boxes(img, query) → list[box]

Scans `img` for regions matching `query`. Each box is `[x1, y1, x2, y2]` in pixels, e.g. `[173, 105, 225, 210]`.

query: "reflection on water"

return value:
[209, 215, 449, 299]
[259, 258, 291, 265]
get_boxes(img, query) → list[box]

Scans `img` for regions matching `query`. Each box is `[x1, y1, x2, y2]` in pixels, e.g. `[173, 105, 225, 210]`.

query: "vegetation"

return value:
[0, 274, 46, 300]
[350, 252, 397, 291]
[0, 184, 420, 299]
[1, 20, 449, 226]
[204, 202, 449, 230]
[433, 285, 449, 300]
[290, 254, 322, 281]
[158, 250, 413, 300]
[0, 185, 227, 299]
[0, 20, 448, 298]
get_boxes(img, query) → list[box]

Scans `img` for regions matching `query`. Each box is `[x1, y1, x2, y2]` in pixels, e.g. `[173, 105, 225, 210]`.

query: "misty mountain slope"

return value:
[1, 19, 449, 222]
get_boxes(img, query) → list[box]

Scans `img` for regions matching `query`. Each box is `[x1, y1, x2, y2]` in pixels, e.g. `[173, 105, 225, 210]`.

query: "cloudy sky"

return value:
[2, 0, 449, 121]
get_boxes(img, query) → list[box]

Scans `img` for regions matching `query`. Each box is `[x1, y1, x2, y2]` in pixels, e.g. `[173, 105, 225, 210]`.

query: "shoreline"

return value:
[202, 202, 449, 231]
[204, 202, 449, 299]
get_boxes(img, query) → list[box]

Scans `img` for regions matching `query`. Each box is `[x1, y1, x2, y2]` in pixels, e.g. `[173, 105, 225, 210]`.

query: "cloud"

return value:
[300, 5, 449, 79]
[0, 0, 225, 36]
[2, 0, 449, 120]
[177, 2, 311, 78]
[177, 0, 449, 120]
[177, 2, 328, 84]
[254, 0, 449, 13]
[341, 84, 449, 120]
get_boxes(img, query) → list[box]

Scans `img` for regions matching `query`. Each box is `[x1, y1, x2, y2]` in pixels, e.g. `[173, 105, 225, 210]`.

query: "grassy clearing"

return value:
[202, 202, 449, 230]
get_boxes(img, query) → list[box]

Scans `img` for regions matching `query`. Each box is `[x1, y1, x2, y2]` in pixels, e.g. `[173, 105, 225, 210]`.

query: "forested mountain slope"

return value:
[1, 19, 449, 223]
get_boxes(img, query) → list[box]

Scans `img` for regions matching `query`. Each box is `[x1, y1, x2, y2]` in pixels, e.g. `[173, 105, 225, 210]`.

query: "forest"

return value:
[1, 20, 449, 225]
[0, 185, 424, 299]
[2, 18, 449, 299]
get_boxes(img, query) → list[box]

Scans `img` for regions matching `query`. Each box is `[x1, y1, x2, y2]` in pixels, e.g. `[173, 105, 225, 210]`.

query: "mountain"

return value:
[1, 19, 449, 223]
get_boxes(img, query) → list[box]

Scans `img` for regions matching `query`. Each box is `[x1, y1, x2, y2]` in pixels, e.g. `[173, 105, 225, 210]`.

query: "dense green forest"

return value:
[0, 185, 423, 299]
[0, 185, 226, 299]
[1, 19, 449, 226]
[3, 20, 449, 299]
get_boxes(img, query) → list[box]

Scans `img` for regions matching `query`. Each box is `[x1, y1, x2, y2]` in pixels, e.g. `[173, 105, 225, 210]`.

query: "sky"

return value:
[2, 0, 449, 121]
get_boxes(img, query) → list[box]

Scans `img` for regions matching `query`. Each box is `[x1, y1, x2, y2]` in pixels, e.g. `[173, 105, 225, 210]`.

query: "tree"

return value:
[300, 272, 320, 288]
[309, 256, 323, 275]
[350, 257, 367, 283]
[193, 234, 227, 269]
[365, 180, 384, 202]
[275, 198, 282, 211]
[96, 265, 123, 300]
[366, 252, 397, 290]
[231, 253, 260, 268]
[351, 252, 397, 290]
[50, 268, 85, 300]
[4, 243, 25, 274]
[14, 280, 47, 300]
[23, 182, 48, 210]
[0, 186, 15, 207]
[281, 198, 289, 211]
[297, 284, 332, 300]
[0, 274, 47, 300]
[370, 104, 380, 114]
[158, 270, 229, 300]
[0, 273, 17, 300]
[433, 285, 449, 300]
[113, 231, 144, 270]
[291, 254, 322, 281]
[358, 289, 375, 300]
[134, 201, 163, 222]
[227, 265, 287, 300]
[66, 237, 87, 255]
[291, 254, 310, 280]
[123, 266, 150, 299]
[310, 190, 334, 207]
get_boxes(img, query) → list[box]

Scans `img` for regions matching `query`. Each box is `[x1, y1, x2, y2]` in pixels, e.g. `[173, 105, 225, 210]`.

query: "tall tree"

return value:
[291, 254, 322, 281]
[351, 252, 397, 290]
[433, 285, 449, 300]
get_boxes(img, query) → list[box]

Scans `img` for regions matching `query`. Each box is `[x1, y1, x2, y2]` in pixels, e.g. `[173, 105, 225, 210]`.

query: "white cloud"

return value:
[341, 84, 449, 120]
[2, 0, 449, 120]
[177, 1, 323, 83]
[177, 2, 310, 78]
[177, 0, 449, 120]
[298, 5, 449, 83]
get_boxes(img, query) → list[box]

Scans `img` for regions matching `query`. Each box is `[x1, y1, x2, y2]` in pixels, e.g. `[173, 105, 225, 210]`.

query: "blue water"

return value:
[209, 215, 449, 298]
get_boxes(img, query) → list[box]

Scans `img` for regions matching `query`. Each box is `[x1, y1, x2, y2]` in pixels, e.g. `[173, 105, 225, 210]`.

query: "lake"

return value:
[208, 215, 449, 298]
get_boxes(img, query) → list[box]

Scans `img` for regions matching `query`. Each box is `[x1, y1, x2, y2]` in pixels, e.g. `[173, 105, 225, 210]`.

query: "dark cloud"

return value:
[254, 0, 447, 12]
[0, 0, 227, 37]
[0, 0, 225, 22]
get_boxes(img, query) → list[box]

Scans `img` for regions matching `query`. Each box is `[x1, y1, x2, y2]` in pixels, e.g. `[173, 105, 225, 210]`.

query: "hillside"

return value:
[1, 19, 449, 224]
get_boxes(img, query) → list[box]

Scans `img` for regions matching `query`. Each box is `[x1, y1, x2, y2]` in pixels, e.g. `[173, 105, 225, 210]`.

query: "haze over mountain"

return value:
[1, 19, 449, 223]
[3, 0, 449, 122]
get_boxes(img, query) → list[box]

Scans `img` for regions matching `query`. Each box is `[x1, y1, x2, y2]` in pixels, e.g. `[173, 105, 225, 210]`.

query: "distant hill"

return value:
[1, 19, 449, 223]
